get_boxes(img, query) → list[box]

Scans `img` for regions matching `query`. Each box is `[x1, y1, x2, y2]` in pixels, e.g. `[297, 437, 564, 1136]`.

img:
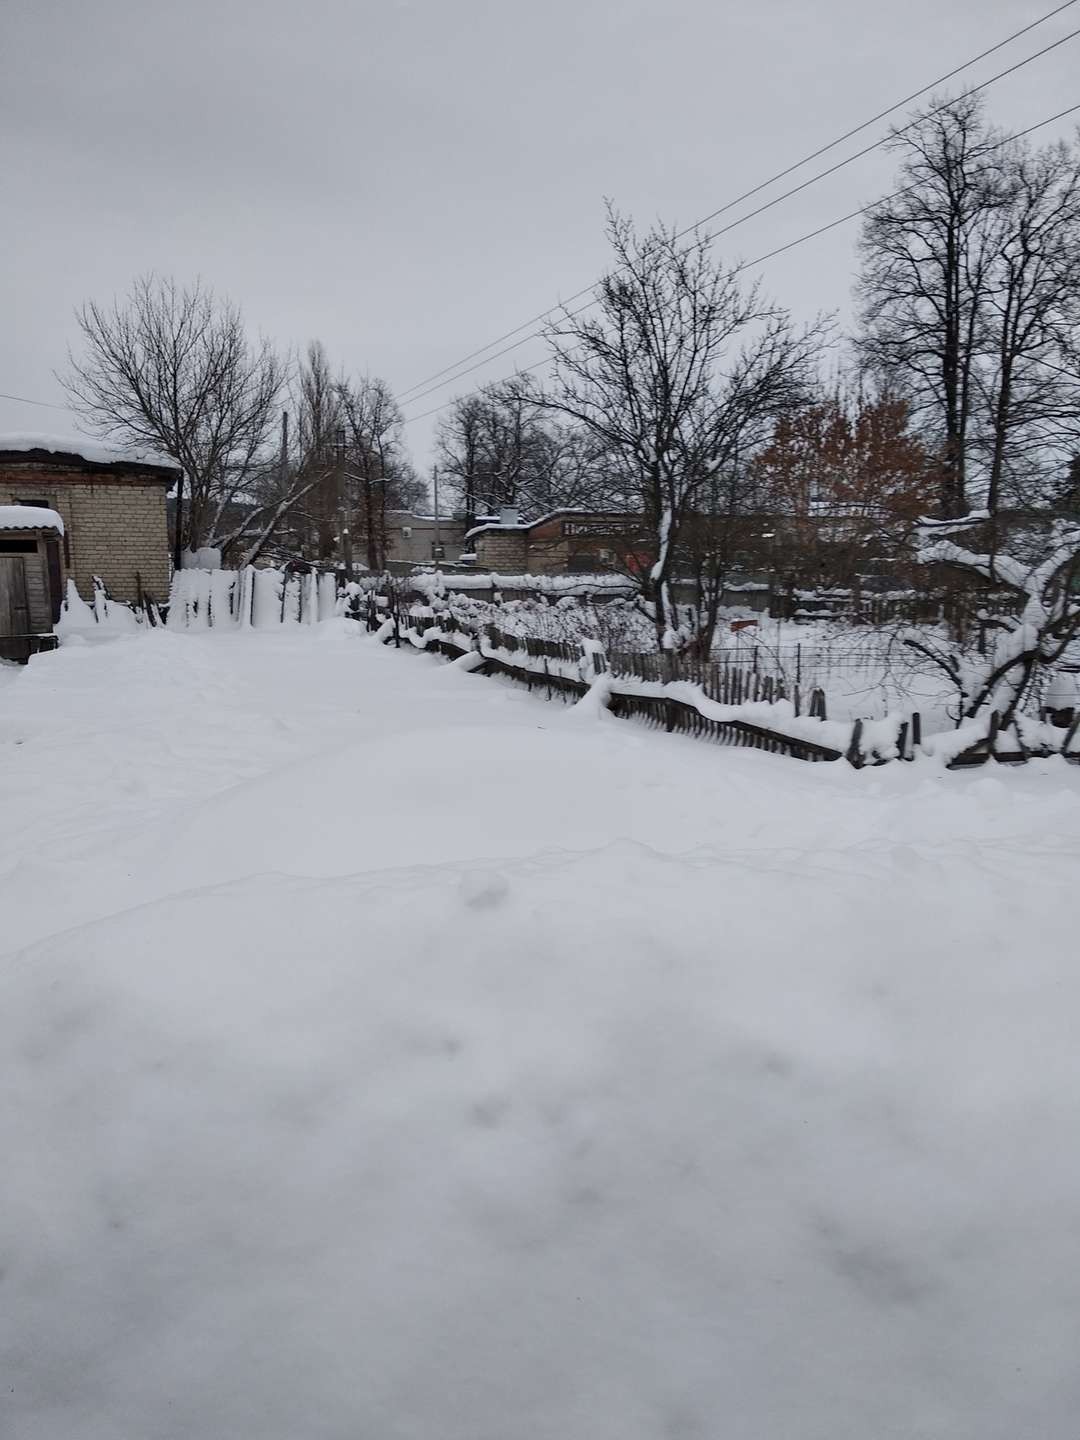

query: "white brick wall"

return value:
[0, 465, 171, 603]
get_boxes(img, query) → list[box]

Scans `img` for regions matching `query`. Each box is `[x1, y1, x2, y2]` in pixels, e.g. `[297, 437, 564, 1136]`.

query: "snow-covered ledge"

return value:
[0, 503, 64, 534]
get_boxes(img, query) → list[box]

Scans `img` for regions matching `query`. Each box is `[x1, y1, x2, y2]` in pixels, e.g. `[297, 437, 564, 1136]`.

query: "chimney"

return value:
[499, 505, 520, 527]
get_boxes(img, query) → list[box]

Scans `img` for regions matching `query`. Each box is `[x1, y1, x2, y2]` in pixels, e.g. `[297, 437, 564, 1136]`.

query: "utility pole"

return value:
[335, 425, 354, 581]
[278, 408, 290, 554]
[432, 465, 443, 562]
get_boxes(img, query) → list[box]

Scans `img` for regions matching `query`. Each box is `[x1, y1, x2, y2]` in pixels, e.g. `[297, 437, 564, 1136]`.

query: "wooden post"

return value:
[847, 718, 865, 768]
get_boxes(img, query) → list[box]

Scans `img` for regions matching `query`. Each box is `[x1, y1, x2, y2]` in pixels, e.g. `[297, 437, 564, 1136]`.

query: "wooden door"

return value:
[0, 555, 31, 637]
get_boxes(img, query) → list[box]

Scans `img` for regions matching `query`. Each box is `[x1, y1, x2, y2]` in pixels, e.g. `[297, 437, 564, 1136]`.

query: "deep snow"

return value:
[3, 622, 1080, 1439]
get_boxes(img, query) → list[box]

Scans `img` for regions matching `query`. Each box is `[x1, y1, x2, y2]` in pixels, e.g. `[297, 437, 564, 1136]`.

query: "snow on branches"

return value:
[906, 513, 1080, 724]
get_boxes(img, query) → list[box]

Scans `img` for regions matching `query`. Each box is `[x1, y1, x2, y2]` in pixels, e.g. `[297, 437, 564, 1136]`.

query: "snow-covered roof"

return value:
[464, 508, 594, 541]
[0, 432, 178, 472]
[0, 504, 64, 534]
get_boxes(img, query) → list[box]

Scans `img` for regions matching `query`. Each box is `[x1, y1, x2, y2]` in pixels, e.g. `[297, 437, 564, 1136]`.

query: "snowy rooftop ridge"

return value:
[0, 504, 64, 534]
[0, 431, 178, 472]
[464, 508, 597, 541]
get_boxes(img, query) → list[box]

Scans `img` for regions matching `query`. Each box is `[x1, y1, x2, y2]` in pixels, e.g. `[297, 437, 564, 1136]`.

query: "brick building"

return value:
[384, 510, 469, 568]
[0, 435, 177, 604]
[466, 509, 650, 575]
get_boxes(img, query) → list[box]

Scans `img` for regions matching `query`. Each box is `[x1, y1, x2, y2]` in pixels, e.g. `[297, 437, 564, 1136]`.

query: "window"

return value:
[15, 497, 69, 567]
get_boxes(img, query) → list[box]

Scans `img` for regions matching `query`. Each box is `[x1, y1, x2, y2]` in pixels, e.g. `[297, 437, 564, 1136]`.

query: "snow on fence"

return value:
[406, 570, 637, 602]
[351, 593, 878, 765]
[56, 577, 158, 637]
[166, 566, 338, 630]
[348, 589, 1080, 770]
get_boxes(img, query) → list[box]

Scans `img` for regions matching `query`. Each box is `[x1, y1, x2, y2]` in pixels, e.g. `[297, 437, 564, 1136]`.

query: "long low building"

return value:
[465, 509, 651, 574]
[0, 434, 178, 604]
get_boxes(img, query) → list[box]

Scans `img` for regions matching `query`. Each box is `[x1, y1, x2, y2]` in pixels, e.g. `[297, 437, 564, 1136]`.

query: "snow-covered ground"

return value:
[3, 622, 1080, 1439]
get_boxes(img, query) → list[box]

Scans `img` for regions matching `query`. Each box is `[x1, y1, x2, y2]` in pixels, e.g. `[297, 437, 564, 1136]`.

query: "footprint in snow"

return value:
[460, 869, 510, 910]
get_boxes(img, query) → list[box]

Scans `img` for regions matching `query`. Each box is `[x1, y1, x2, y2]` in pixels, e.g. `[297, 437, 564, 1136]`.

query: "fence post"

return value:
[846, 718, 865, 768]
[990, 705, 1008, 760]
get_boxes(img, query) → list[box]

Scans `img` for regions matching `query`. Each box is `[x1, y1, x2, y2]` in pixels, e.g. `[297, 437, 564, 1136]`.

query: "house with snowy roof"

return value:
[465, 508, 652, 575]
[0, 434, 178, 613]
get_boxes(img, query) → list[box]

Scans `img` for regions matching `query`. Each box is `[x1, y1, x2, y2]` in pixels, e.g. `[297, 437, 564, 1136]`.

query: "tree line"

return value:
[64, 92, 1080, 667]
[65, 283, 423, 573]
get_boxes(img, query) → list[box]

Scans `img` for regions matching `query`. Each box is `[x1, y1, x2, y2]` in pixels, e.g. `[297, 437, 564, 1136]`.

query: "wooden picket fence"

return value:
[349, 588, 1080, 771]
[360, 594, 859, 765]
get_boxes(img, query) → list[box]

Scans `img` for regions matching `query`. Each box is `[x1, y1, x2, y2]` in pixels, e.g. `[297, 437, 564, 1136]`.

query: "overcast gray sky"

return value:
[2, 0, 1078, 477]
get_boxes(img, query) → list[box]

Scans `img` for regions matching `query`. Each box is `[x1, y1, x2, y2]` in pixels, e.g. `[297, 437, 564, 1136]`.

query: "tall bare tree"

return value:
[338, 376, 420, 571]
[979, 136, 1080, 514]
[435, 394, 486, 529]
[857, 94, 1006, 519]
[858, 96, 1080, 520]
[62, 276, 316, 565]
[539, 206, 826, 651]
[434, 381, 614, 526]
[287, 341, 345, 563]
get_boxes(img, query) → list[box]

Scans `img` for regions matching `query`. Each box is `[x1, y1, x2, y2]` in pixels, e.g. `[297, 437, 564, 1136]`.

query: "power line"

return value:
[402, 93, 1080, 421]
[397, 0, 1080, 406]
[401, 27, 1080, 412]
[400, 99, 1080, 427]
[0, 390, 73, 412]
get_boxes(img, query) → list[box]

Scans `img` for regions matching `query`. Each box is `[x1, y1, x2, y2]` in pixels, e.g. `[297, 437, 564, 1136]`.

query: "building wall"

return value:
[385, 512, 469, 567]
[474, 530, 528, 571]
[0, 464, 172, 603]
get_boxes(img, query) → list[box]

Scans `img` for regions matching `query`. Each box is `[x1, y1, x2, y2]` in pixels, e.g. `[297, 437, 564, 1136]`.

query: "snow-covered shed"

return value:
[0, 435, 178, 607]
[0, 504, 64, 661]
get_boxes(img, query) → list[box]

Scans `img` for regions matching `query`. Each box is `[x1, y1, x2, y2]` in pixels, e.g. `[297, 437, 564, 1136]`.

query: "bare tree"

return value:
[62, 276, 318, 566]
[435, 394, 486, 529]
[857, 94, 1007, 519]
[539, 206, 826, 652]
[338, 376, 418, 571]
[858, 96, 1080, 520]
[434, 381, 614, 525]
[979, 136, 1080, 514]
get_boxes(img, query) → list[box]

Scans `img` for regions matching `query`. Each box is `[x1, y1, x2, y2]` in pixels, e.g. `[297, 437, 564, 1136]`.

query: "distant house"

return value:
[0, 434, 178, 606]
[384, 510, 469, 568]
[465, 509, 650, 575]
